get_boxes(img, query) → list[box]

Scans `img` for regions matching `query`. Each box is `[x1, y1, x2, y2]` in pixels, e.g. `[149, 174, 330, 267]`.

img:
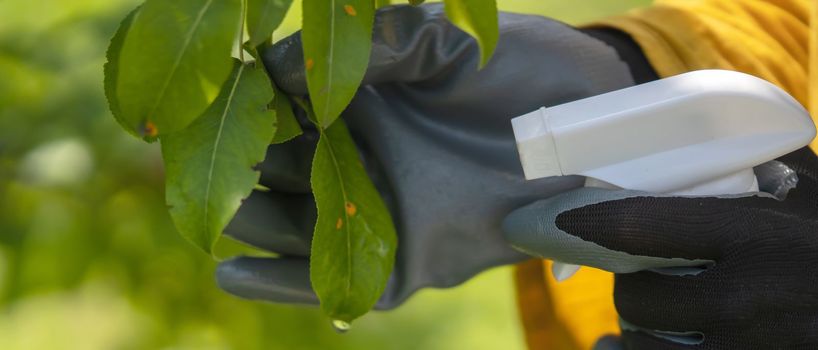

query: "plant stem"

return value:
[239, 0, 247, 62]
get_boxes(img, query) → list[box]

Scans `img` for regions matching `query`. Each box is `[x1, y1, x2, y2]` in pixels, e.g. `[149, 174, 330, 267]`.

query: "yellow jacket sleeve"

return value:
[596, 0, 816, 144]
[515, 1, 816, 349]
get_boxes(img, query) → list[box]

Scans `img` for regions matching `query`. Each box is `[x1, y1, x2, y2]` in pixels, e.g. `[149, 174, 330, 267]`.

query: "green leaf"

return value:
[408, 0, 425, 5]
[302, 0, 375, 128]
[115, 0, 241, 140]
[104, 6, 140, 138]
[375, 0, 392, 8]
[162, 61, 276, 254]
[443, 0, 498, 68]
[271, 84, 302, 143]
[310, 118, 397, 323]
[246, 0, 294, 47]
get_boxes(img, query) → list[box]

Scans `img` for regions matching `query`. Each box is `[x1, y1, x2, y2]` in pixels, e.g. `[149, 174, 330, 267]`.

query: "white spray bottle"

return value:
[511, 70, 816, 281]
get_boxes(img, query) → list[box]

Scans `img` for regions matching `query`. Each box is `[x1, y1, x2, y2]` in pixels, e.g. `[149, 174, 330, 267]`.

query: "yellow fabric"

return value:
[514, 260, 581, 350]
[811, 0, 817, 115]
[515, 1, 816, 349]
[596, 0, 815, 148]
[515, 263, 618, 350]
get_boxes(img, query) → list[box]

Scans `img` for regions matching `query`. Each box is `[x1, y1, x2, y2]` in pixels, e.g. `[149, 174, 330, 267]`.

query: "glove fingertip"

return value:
[216, 257, 318, 305]
[260, 33, 308, 95]
[501, 187, 622, 256]
[501, 204, 547, 255]
[502, 187, 711, 274]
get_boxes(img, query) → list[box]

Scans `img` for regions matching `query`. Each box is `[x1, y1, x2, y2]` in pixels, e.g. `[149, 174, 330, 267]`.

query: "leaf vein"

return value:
[202, 64, 245, 245]
[320, 126, 353, 302]
[146, 0, 216, 125]
[321, 0, 336, 126]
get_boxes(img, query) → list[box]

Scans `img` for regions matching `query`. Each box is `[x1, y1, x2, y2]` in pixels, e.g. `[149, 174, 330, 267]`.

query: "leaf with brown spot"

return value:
[302, 0, 375, 128]
[310, 117, 397, 323]
[114, 0, 241, 139]
[142, 121, 159, 139]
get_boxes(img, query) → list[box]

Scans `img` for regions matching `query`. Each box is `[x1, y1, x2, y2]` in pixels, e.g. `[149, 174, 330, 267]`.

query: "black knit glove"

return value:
[503, 147, 818, 349]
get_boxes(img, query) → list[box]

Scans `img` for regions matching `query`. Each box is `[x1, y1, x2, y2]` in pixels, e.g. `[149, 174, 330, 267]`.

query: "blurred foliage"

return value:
[0, 0, 648, 349]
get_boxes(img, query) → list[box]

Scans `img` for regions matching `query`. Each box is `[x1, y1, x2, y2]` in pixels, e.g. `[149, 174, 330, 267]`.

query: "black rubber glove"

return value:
[504, 147, 818, 349]
[216, 4, 638, 308]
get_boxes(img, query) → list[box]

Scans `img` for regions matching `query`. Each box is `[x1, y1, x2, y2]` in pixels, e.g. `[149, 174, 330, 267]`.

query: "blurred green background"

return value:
[0, 0, 648, 349]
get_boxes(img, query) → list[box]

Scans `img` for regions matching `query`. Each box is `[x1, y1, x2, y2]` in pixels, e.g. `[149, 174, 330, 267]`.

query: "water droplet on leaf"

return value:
[331, 319, 351, 333]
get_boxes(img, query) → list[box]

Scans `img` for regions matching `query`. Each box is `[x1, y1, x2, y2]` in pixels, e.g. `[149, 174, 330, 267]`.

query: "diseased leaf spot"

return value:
[343, 5, 357, 16]
[142, 121, 158, 138]
[345, 202, 357, 216]
[336, 217, 343, 230]
[305, 58, 315, 71]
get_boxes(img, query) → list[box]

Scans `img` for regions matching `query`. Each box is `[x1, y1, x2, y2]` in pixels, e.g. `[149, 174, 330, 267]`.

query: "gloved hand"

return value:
[216, 3, 637, 308]
[504, 147, 818, 349]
